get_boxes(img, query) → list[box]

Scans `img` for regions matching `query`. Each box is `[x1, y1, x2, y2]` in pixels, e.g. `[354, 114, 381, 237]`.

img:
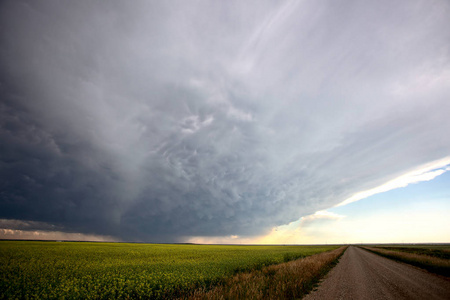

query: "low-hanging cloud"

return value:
[1, 0, 449, 242]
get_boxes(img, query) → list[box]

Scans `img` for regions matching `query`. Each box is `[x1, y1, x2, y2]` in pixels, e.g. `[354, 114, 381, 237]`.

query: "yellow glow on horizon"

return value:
[185, 206, 450, 245]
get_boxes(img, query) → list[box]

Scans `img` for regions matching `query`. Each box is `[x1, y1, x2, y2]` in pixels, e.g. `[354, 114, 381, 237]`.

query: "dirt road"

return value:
[304, 246, 450, 300]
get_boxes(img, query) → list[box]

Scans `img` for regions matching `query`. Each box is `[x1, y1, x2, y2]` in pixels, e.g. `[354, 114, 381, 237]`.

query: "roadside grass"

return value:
[362, 246, 450, 277]
[184, 246, 347, 299]
[374, 246, 450, 260]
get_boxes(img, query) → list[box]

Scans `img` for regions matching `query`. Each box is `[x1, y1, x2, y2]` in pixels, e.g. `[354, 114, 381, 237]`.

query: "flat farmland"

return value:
[362, 244, 450, 276]
[0, 241, 337, 299]
[370, 244, 450, 258]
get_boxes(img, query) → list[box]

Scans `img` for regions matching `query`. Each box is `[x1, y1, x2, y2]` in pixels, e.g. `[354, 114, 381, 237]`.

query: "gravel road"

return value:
[304, 246, 450, 300]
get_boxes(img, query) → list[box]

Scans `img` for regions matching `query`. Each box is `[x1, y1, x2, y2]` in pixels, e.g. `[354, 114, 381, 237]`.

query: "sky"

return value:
[0, 0, 449, 244]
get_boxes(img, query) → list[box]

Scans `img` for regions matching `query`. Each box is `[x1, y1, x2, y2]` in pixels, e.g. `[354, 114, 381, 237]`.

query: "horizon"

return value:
[2, 239, 450, 246]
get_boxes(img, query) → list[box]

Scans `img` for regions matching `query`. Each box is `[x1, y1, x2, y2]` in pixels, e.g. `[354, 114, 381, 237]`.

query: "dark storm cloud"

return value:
[1, 0, 449, 241]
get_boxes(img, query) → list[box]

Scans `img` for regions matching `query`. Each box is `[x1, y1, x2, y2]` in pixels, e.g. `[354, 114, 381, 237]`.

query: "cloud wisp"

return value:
[1, 0, 449, 242]
[336, 157, 450, 207]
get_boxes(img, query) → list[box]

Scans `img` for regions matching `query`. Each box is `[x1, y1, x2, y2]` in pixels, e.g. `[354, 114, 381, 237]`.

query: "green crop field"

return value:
[0, 241, 337, 299]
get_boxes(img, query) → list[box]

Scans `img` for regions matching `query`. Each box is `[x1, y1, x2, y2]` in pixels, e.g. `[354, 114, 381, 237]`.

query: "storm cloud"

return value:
[1, 0, 449, 242]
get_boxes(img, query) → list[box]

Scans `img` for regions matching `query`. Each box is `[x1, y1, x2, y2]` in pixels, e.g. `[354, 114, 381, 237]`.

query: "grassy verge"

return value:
[183, 246, 347, 299]
[371, 246, 450, 260]
[362, 246, 450, 277]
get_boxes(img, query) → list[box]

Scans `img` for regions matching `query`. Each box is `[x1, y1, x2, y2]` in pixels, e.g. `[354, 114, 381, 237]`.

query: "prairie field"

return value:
[187, 246, 346, 300]
[0, 241, 338, 299]
[362, 245, 450, 277]
[372, 244, 450, 259]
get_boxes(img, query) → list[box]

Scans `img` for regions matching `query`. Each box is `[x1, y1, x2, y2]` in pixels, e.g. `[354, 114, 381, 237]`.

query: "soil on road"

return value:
[304, 246, 450, 300]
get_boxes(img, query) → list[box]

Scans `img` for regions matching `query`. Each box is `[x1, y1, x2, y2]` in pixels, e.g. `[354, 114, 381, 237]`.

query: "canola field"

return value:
[0, 241, 337, 299]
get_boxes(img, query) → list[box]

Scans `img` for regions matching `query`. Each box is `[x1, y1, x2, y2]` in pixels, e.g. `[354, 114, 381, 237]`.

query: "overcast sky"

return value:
[1, 0, 449, 242]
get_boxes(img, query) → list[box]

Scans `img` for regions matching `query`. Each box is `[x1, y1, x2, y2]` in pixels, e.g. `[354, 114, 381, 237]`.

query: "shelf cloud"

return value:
[1, 0, 449, 242]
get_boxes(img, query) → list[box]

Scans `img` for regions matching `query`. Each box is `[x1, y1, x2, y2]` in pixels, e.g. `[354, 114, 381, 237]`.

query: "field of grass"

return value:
[0, 241, 338, 299]
[373, 245, 450, 260]
[362, 245, 450, 277]
[187, 246, 347, 299]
